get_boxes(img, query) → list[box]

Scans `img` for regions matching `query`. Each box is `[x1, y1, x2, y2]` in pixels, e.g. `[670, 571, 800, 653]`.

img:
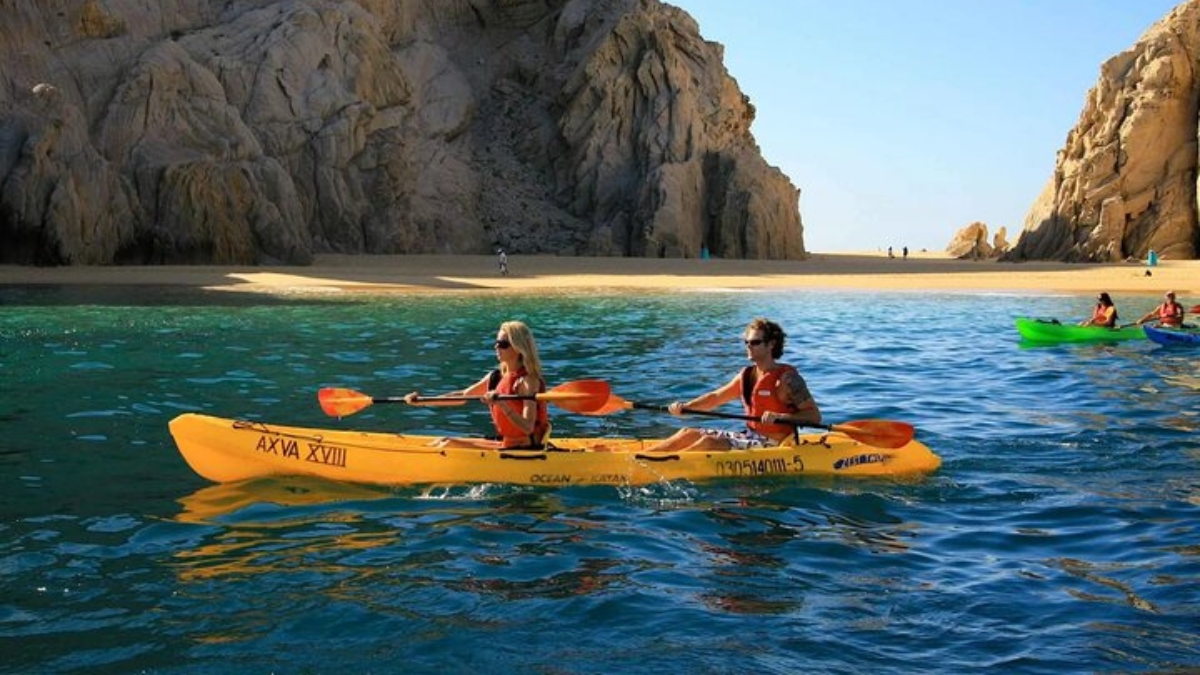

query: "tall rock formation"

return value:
[0, 0, 805, 265]
[1008, 1, 1200, 262]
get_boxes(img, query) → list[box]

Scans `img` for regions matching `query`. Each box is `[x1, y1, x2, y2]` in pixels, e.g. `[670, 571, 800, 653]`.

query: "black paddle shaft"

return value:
[633, 401, 830, 431]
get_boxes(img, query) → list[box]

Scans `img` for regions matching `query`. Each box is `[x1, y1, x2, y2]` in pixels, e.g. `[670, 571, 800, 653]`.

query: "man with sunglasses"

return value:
[646, 317, 821, 452]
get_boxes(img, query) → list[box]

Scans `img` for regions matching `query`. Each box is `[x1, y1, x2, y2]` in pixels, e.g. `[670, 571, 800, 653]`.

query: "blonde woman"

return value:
[405, 320, 549, 449]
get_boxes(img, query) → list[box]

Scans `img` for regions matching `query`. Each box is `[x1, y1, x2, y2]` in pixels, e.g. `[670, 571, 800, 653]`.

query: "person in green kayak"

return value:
[646, 317, 821, 452]
[405, 320, 550, 449]
[1135, 290, 1185, 328]
[1079, 292, 1119, 328]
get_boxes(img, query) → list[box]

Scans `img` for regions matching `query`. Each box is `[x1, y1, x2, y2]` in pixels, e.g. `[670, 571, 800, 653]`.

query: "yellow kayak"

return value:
[169, 413, 941, 487]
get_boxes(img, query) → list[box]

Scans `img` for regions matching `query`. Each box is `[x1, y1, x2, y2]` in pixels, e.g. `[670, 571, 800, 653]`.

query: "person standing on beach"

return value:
[646, 318, 821, 452]
[1135, 291, 1184, 327]
[902, 246, 908, 260]
[497, 249, 509, 275]
[405, 320, 548, 449]
[1080, 292, 1119, 328]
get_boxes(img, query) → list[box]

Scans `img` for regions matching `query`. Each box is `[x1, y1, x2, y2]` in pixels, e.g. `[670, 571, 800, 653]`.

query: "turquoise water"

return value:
[1, 286, 1197, 673]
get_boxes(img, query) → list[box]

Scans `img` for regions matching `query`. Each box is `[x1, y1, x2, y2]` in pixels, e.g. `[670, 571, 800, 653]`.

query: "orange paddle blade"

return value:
[581, 393, 636, 416]
[828, 419, 914, 449]
[318, 388, 374, 417]
[542, 380, 612, 413]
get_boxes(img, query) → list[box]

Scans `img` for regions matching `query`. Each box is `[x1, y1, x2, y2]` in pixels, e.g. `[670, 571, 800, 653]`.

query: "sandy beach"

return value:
[0, 252, 1196, 297]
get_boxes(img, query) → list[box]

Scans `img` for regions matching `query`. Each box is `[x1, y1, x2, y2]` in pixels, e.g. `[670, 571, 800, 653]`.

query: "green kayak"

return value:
[1014, 317, 1147, 344]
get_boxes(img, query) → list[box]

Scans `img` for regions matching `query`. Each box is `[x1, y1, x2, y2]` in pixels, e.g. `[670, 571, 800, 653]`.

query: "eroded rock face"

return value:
[1008, 2, 1199, 262]
[0, 0, 805, 265]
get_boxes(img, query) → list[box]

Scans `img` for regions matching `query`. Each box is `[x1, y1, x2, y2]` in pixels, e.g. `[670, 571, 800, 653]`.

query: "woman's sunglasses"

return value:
[494, 339, 512, 350]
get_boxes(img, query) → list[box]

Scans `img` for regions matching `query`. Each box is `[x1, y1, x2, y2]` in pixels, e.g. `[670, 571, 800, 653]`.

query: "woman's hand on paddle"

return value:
[667, 401, 685, 416]
[405, 390, 468, 407]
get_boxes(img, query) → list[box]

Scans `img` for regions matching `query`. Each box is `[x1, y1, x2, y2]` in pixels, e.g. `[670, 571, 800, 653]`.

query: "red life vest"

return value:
[1158, 302, 1183, 327]
[741, 365, 799, 440]
[489, 368, 549, 448]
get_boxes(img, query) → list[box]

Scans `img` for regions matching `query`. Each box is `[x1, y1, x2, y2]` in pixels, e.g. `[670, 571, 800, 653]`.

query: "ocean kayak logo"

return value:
[254, 434, 347, 468]
[834, 453, 888, 470]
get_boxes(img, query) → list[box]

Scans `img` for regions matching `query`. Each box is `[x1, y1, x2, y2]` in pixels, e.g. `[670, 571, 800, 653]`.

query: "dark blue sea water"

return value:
[1, 286, 1197, 674]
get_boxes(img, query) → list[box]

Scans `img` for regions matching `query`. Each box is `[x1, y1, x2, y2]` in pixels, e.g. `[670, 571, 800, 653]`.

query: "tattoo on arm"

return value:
[779, 371, 813, 408]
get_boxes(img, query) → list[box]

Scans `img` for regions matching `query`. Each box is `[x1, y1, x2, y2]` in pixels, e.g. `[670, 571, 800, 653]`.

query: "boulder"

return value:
[992, 226, 1009, 255]
[946, 221, 993, 259]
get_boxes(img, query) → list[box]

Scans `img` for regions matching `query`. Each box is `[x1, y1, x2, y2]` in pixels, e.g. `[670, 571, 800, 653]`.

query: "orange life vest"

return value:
[489, 368, 549, 448]
[741, 365, 799, 440]
[1158, 302, 1183, 327]
[1092, 305, 1116, 327]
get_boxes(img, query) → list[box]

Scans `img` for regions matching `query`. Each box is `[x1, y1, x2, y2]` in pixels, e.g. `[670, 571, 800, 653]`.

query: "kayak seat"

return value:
[634, 453, 680, 462]
[498, 450, 548, 460]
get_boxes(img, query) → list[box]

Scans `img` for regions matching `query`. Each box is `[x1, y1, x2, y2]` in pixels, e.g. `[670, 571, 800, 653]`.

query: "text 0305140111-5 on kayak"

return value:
[167, 413, 941, 487]
[1014, 317, 1147, 344]
[1143, 324, 1200, 346]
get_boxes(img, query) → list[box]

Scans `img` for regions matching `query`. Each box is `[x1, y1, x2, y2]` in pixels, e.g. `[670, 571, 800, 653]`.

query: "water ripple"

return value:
[1, 290, 1198, 673]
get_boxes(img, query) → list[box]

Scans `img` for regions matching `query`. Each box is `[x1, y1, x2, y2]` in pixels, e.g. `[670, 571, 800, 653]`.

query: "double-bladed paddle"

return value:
[587, 393, 915, 449]
[318, 379, 611, 418]
[1120, 305, 1200, 328]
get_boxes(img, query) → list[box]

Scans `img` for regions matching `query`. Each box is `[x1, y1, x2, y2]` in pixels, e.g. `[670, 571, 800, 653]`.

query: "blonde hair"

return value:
[499, 320, 543, 384]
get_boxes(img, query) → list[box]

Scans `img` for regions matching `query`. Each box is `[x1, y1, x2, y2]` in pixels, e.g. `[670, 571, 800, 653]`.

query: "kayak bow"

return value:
[1143, 324, 1200, 346]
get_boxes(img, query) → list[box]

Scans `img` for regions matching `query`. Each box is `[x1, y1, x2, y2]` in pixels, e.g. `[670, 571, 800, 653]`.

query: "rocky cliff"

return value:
[0, 0, 805, 265]
[1008, 0, 1200, 262]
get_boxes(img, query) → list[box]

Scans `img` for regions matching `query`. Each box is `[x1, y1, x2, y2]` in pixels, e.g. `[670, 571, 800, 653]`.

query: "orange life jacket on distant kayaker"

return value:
[490, 368, 549, 448]
[741, 365, 799, 440]
[1158, 302, 1184, 327]
[1092, 304, 1117, 327]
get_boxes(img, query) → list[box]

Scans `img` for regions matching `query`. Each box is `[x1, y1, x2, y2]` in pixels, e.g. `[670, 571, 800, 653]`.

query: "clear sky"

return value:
[674, 0, 1184, 253]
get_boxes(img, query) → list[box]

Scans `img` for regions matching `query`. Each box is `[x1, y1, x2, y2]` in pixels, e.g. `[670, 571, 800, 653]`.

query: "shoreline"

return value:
[0, 253, 1196, 297]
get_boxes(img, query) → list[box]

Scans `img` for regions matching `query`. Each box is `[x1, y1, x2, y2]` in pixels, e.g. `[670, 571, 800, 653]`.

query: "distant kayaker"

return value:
[1079, 292, 1119, 328]
[405, 320, 549, 449]
[646, 317, 821, 452]
[1135, 291, 1184, 328]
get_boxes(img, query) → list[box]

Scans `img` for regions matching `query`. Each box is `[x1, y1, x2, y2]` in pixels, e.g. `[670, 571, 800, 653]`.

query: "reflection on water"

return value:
[1055, 557, 1157, 613]
[169, 477, 929, 619]
[174, 478, 395, 524]
[172, 479, 399, 583]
